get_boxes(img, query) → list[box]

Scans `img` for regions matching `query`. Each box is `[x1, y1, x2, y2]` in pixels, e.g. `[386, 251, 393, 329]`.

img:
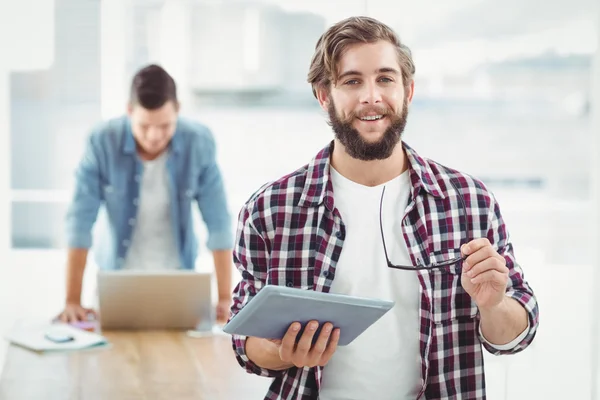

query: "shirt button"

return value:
[186, 189, 193, 197]
[322, 270, 330, 278]
[286, 281, 293, 287]
[105, 185, 113, 193]
[335, 231, 343, 239]
[129, 218, 135, 226]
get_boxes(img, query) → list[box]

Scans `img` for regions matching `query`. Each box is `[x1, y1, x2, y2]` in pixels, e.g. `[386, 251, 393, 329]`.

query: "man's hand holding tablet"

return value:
[246, 320, 340, 370]
[226, 286, 394, 371]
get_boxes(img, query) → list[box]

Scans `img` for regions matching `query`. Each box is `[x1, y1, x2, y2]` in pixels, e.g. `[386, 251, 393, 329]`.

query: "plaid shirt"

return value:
[230, 142, 539, 400]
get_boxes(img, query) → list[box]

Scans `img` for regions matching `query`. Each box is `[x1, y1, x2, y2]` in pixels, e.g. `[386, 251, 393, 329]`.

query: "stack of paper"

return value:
[4, 321, 110, 353]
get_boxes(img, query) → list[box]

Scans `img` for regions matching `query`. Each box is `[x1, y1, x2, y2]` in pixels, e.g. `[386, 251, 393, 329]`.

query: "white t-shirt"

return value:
[319, 167, 531, 399]
[320, 167, 422, 400]
[122, 151, 180, 271]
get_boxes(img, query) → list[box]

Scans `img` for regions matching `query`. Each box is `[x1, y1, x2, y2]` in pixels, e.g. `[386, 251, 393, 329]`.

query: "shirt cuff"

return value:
[206, 230, 234, 251]
[65, 228, 93, 249]
[479, 319, 530, 351]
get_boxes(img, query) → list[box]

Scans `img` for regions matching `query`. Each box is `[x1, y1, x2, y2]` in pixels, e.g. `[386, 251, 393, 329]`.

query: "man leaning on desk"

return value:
[56, 64, 234, 324]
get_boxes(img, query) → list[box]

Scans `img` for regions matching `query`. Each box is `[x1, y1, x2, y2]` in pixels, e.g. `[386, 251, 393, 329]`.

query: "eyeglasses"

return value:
[379, 180, 469, 271]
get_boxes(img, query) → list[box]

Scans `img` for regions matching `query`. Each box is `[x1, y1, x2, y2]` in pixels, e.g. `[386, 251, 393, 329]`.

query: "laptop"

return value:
[97, 270, 214, 331]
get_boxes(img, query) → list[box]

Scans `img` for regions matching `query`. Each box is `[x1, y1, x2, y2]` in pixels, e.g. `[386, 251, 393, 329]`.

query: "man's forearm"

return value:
[246, 337, 293, 371]
[479, 297, 528, 345]
[212, 249, 233, 299]
[65, 248, 88, 304]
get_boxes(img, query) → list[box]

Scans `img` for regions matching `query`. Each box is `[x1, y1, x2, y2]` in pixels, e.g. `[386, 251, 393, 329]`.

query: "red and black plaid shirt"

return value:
[230, 142, 539, 400]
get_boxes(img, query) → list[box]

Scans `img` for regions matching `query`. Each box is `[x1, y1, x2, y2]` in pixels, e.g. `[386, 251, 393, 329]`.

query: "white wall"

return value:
[0, 0, 55, 310]
[189, 3, 284, 92]
[100, 0, 128, 119]
[592, 5, 600, 399]
[0, 0, 56, 376]
[0, 6, 14, 379]
[0, 66, 10, 304]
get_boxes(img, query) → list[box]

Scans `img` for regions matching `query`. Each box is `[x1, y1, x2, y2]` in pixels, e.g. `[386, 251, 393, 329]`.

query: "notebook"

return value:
[4, 320, 110, 353]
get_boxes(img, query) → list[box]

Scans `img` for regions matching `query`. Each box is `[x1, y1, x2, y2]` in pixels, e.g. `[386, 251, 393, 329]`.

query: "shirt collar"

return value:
[298, 141, 445, 209]
[403, 142, 445, 200]
[298, 142, 335, 210]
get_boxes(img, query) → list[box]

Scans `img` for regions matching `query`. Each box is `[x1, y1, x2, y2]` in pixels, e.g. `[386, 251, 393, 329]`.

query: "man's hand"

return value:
[275, 321, 340, 368]
[461, 238, 509, 310]
[245, 320, 341, 370]
[216, 297, 232, 324]
[57, 303, 96, 323]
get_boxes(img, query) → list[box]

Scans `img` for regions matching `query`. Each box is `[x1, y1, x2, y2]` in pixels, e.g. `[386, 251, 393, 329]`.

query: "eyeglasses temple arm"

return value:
[449, 178, 471, 246]
[379, 186, 392, 264]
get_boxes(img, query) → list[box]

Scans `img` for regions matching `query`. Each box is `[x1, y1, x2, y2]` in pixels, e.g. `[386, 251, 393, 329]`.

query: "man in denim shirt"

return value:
[57, 64, 234, 324]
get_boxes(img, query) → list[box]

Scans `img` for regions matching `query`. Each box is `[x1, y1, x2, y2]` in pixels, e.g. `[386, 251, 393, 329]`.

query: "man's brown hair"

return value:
[129, 64, 178, 110]
[307, 16, 415, 98]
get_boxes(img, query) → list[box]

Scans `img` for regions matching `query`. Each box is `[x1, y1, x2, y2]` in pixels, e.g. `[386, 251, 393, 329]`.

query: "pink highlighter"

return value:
[68, 320, 98, 332]
[52, 312, 99, 332]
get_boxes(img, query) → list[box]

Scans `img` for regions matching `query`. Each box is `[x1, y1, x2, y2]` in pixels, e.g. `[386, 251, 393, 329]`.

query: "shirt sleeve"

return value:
[478, 192, 539, 355]
[229, 203, 285, 378]
[64, 132, 103, 249]
[194, 128, 233, 251]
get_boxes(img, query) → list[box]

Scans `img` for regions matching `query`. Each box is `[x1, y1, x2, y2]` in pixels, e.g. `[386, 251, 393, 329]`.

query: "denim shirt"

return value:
[65, 115, 233, 270]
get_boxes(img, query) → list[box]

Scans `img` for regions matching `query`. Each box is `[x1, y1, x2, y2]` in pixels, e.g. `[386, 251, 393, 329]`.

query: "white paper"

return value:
[4, 321, 109, 352]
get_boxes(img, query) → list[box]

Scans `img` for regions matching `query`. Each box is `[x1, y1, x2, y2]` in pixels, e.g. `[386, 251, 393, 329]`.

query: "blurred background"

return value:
[0, 0, 598, 398]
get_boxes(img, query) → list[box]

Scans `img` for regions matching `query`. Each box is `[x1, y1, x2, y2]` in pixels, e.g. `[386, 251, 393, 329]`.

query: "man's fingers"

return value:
[76, 308, 89, 322]
[276, 322, 340, 368]
[66, 311, 78, 324]
[465, 245, 495, 265]
[463, 245, 498, 271]
[319, 328, 340, 365]
[470, 269, 508, 285]
[462, 238, 491, 256]
[307, 323, 332, 361]
[279, 322, 301, 361]
[465, 256, 507, 279]
[294, 321, 318, 359]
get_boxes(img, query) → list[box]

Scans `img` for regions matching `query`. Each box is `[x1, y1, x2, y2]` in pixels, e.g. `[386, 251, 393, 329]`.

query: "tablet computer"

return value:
[223, 285, 394, 346]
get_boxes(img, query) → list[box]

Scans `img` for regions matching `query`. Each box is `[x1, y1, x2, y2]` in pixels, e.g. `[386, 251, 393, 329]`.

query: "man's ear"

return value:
[405, 80, 415, 105]
[127, 102, 133, 116]
[315, 86, 330, 112]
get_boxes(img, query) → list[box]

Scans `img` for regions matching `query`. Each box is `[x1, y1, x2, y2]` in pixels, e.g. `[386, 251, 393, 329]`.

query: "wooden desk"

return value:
[0, 332, 272, 400]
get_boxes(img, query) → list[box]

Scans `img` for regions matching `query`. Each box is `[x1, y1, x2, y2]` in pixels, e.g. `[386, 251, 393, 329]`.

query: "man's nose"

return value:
[360, 81, 383, 104]
[146, 127, 162, 141]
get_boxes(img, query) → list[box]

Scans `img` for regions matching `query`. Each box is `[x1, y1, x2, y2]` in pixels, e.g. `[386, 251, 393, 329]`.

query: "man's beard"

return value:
[327, 97, 409, 161]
